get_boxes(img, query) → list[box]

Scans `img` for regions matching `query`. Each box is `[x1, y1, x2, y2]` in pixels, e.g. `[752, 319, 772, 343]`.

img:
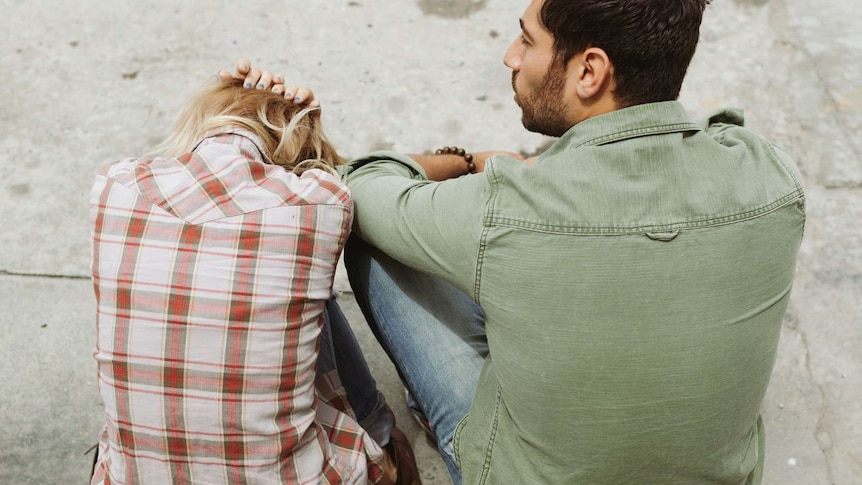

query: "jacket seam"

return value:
[768, 143, 804, 192]
[578, 122, 701, 147]
[486, 190, 803, 235]
[474, 170, 500, 303]
[478, 385, 503, 485]
[453, 414, 468, 470]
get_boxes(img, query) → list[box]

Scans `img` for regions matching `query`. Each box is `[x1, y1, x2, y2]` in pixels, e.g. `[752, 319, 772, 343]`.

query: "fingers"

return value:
[219, 59, 252, 81]
[281, 86, 314, 105]
[243, 67, 263, 89]
[504, 150, 526, 161]
[236, 58, 251, 76]
[218, 67, 280, 92]
[223, 61, 319, 108]
[293, 87, 313, 104]
[256, 71, 274, 90]
[241, 66, 286, 93]
[282, 85, 298, 101]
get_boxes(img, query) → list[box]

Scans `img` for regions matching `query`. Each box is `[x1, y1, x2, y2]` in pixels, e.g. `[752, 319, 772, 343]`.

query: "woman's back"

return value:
[90, 83, 385, 484]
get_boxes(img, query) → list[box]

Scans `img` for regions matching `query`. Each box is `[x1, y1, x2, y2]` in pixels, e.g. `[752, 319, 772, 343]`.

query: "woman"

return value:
[89, 76, 419, 484]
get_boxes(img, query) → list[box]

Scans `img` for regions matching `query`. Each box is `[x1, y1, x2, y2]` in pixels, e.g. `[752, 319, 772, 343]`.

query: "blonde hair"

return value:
[150, 77, 345, 175]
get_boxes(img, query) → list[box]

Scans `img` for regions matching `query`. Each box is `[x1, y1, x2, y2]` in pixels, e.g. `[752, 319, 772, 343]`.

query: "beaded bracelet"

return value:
[435, 146, 476, 174]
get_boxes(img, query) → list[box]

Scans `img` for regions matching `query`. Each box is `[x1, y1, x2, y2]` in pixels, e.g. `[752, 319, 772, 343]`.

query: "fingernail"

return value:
[285, 92, 294, 98]
[257, 83, 264, 89]
[294, 96, 301, 101]
[245, 82, 252, 88]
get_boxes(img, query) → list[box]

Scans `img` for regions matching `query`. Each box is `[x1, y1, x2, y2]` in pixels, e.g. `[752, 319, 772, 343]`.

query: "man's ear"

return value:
[572, 47, 613, 99]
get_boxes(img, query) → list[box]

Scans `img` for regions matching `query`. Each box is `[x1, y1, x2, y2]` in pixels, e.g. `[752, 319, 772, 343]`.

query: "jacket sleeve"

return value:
[341, 151, 492, 298]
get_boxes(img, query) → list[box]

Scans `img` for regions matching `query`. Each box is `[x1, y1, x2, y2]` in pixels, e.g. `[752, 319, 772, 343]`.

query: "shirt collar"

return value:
[552, 101, 702, 151]
[191, 126, 273, 164]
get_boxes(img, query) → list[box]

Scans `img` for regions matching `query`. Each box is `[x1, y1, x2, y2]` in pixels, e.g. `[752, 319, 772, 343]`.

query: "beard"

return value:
[513, 60, 571, 138]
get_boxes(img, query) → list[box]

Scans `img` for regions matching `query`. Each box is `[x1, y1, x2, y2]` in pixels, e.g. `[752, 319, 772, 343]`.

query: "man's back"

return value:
[345, 101, 804, 484]
[456, 102, 804, 484]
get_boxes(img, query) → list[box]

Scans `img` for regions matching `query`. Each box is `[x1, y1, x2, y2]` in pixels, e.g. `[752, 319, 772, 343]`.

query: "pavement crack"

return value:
[0, 269, 90, 281]
[769, 0, 862, 177]
[823, 182, 862, 190]
[795, 324, 837, 483]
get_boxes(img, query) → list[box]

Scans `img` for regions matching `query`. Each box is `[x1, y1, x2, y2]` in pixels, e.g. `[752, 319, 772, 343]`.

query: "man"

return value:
[239, 0, 804, 483]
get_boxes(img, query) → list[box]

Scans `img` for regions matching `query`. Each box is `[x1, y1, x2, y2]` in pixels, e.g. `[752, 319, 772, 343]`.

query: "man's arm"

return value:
[223, 59, 529, 177]
[409, 150, 524, 180]
[342, 151, 503, 295]
[225, 60, 523, 292]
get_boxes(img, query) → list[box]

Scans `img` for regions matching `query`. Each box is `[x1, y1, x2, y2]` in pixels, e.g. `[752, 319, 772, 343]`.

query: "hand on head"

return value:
[219, 59, 319, 108]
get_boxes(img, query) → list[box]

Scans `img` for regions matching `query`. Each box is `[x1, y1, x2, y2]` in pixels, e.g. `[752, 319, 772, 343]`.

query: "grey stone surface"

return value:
[1, 0, 860, 483]
[0, 275, 102, 483]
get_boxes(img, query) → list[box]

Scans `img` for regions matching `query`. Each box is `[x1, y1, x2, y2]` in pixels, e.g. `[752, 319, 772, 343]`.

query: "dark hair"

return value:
[540, 0, 710, 108]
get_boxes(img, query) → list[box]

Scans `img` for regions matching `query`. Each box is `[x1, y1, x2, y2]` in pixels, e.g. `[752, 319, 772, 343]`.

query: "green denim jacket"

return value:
[343, 101, 805, 484]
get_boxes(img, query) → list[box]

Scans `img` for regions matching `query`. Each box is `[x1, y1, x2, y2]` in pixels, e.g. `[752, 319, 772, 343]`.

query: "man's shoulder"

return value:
[482, 103, 803, 230]
[700, 107, 804, 193]
[701, 107, 768, 146]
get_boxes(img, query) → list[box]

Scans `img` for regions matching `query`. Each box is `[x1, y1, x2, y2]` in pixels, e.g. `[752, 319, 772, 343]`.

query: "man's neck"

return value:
[572, 94, 620, 125]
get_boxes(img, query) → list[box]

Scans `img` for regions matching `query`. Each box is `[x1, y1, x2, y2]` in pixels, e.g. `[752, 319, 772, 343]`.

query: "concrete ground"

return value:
[1, 0, 859, 483]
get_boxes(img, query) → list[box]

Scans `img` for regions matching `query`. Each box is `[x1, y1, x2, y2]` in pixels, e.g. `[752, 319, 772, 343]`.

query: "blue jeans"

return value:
[318, 296, 395, 447]
[345, 236, 488, 485]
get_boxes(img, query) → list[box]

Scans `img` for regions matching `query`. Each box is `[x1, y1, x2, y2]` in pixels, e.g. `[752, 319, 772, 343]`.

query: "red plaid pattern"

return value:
[90, 129, 385, 484]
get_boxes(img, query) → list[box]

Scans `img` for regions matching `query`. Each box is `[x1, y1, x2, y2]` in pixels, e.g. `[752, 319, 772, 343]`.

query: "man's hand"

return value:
[472, 150, 525, 171]
[410, 150, 527, 181]
[219, 58, 319, 107]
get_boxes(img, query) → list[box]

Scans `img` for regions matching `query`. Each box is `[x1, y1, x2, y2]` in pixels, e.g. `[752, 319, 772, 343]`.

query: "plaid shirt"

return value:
[89, 129, 385, 484]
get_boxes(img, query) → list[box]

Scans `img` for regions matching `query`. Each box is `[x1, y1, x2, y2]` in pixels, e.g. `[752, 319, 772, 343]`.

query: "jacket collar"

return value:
[550, 101, 702, 152]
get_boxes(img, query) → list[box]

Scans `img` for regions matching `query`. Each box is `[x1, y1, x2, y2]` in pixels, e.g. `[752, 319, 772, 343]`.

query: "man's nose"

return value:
[503, 40, 522, 71]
